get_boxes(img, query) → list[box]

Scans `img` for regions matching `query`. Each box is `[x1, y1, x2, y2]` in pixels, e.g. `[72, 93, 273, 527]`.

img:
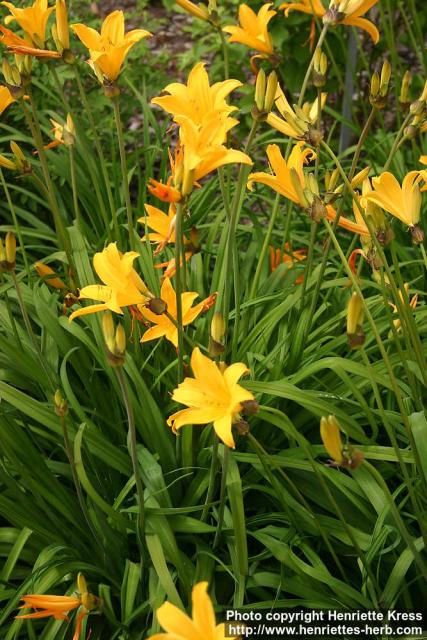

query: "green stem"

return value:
[383, 112, 412, 171]
[419, 243, 427, 271]
[73, 66, 118, 242]
[222, 120, 259, 357]
[249, 193, 280, 301]
[213, 444, 229, 549]
[11, 271, 56, 392]
[298, 24, 329, 107]
[69, 146, 80, 227]
[113, 98, 134, 249]
[201, 436, 219, 522]
[248, 431, 349, 583]
[218, 28, 229, 80]
[174, 202, 185, 383]
[23, 95, 74, 275]
[0, 168, 31, 281]
[116, 367, 146, 565]
[59, 412, 99, 546]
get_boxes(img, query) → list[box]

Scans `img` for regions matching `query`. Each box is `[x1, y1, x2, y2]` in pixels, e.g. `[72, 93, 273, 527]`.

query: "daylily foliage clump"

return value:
[0, 0, 426, 639]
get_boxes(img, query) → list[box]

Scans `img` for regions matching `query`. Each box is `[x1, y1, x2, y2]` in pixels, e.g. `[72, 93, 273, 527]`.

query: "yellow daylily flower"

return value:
[139, 203, 177, 250]
[1, 0, 54, 46]
[150, 581, 237, 640]
[16, 574, 99, 640]
[140, 277, 212, 347]
[177, 114, 253, 196]
[247, 142, 315, 203]
[69, 243, 150, 321]
[364, 171, 423, 242]
[280, 0, 380, 43]
[223, 3, 276, 55]
[248, 143, 369, 233]
[0, 85, 15, 116]
[71, 10, 151, 82]
[167, 347, 255, 448]
[151, 61, 242, 127]
[266, 85, 326, 142]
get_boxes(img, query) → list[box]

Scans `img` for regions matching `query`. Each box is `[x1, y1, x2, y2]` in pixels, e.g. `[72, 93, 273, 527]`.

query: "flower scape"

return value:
[0, 0, 426, 638]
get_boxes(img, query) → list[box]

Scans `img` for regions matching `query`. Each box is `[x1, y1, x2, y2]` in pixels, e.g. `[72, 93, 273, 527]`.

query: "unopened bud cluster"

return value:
[102, 312, 127, 366]
[209, 311, 226, 357]
[312, 48, 328, 88]
[369, 60, 391, 109]
[253, 70, 278, 121]
[0, 141, 30, 173]
[54, 390, 68, 417]
[2, 58, 29, 98]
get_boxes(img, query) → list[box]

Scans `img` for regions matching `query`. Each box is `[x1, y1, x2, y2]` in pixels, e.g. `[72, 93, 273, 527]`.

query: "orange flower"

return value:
[16, 574, 98, 640]
[148, 177, 181, 203]
[0, 24, 61, 57]
[270, 243, 306, 282]
[154, 252, 193, 279]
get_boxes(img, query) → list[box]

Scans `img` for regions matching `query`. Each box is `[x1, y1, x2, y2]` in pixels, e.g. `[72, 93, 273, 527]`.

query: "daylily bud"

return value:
[255, 68, 266, 112]
[5, 231, 16, 265]
[35, 262, 67, 289]
[320, 415, 363, 468]
[325, 167, 340, 192]
[102, 311, 116, 355]
[347, 291, 365, 348]
[176, 0, 210, 21]
[77, 573, 88, 595]
[2, 59, 14, 85]
[54, 389, 68, 416]
[351, 167, 370, 189]
[209, 311, 226, 357]
[320, 415, 343, 464]
[380, 60, 391, 94]
[115, 323, 126, 354]
[103, 312, 127, 366]
[0, 233, 16, 272]
[264, 71, 278, 113]
[399, 70, 411, 112]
